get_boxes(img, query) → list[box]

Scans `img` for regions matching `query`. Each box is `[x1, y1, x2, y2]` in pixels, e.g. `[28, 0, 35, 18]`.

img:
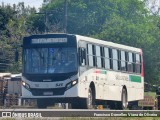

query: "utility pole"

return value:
[35, 11, 55, 33]
[36, 0, 67, 33]
[35, 11, 48, 33]
[64, 0, 67, 33]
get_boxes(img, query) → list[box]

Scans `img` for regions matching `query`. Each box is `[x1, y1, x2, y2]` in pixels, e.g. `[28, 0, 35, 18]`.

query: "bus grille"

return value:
[30, 88, 66, 96]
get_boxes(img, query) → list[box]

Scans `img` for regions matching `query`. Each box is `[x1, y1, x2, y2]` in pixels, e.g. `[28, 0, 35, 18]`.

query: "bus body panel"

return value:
[21, 33, 144, 107]
[78, 68, 143, 102]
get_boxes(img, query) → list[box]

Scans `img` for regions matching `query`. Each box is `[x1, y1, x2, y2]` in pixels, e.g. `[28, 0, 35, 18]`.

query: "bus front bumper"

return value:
[21, 84, 79, 99]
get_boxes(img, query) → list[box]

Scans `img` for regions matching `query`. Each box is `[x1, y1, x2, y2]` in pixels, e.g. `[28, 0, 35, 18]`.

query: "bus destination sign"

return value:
[32, 38, 67, 44]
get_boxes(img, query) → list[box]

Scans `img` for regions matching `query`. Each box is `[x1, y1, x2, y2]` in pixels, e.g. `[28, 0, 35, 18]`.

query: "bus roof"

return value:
[24, 33, 142, 53]
[75, 35, 141, 53]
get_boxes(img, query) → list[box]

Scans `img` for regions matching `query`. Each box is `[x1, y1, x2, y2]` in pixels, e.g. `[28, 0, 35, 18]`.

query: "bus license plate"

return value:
[43, 92, 53, 96]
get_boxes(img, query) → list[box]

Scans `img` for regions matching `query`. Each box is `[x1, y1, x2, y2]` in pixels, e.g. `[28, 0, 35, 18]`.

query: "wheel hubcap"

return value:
[88, 89, 92, 108]
[122, 90, 127, 108]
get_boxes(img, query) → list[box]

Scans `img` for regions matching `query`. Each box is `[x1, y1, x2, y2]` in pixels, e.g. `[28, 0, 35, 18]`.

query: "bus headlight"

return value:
[22, 81, 26, 86]
[22, 81, 30, 90]
[72, 80, 77, 85]
[66, 80, 78, 90]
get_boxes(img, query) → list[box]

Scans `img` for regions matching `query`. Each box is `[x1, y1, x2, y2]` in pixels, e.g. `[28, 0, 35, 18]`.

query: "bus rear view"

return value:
[21, 34, 78, 108]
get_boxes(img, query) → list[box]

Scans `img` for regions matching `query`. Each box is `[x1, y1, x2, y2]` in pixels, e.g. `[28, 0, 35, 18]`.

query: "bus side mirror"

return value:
[15, 51, 19, 62]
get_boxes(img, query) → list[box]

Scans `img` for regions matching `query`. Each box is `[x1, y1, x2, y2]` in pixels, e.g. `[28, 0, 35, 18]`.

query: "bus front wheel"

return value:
[84, 87, 95, 109]
[71, 87, 95, 109]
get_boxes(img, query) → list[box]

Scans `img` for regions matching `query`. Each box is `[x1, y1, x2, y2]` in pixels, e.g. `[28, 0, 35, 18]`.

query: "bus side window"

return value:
[125, 52, 128, 71]
[112, 49, 118, 71]
[109, 48, 113, 69]
[92, 45, 96, 67]
[95, 45, 102, 68]
[120, 50, 127, 71]
[117, 50, 121, 70]
[79, 47, 86, 66]
[87, 44, 94, 67]
[128, 52, 133, 72]
[104, 47, 110, 69]
[135, 54, 141, 73]
[132, 53, 136, 73]
[140, 54, 142, 73]
[100, 47, 104, 68]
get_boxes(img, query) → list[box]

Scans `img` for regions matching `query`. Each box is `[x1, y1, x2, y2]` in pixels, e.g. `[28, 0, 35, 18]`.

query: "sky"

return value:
[0, 0, 159, 13]
[0, 0, 44, 9]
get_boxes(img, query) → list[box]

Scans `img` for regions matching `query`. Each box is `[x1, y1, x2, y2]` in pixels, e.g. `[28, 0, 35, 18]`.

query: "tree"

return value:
[0, 0, 160, 84]
[0, 3, 37, 73]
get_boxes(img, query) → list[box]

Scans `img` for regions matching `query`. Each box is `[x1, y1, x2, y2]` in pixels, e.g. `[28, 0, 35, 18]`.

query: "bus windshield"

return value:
[24, 47, 77, 74]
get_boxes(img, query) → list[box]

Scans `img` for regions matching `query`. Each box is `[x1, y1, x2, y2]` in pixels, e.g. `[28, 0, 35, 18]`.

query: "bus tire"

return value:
[83, 87, 95, 109]
[120, 88, 128, 110]
[71, 87, 95, 109]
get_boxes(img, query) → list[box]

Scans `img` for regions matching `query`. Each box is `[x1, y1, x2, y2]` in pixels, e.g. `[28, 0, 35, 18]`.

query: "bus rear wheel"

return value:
[120, 88, 128, 109]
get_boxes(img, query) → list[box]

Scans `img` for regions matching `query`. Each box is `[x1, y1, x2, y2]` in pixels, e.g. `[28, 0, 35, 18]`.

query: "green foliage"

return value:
[0, 0, 160, 85]
[41, 0, 159, 84]
[0, 3, 36, 73]
[26, 14, 45, 34]
[0, 6, 15, 33]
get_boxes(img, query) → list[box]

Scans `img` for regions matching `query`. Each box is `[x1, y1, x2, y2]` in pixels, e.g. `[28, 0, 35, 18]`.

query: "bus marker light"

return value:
[66, 83, 72, 89]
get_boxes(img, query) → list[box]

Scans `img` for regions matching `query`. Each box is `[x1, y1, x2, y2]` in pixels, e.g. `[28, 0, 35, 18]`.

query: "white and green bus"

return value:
[21, 34, 144, 109]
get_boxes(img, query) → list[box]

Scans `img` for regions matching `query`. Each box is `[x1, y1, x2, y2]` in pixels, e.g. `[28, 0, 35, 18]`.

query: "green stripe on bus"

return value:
[95, 70, 107, 74]
[101, 71, 107, 74]
[129, 75, 141, 83]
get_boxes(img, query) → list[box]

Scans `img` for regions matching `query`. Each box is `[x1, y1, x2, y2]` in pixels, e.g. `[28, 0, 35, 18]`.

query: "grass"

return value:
[0, 117, 160, 120]
[61, 117, 160, 120]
